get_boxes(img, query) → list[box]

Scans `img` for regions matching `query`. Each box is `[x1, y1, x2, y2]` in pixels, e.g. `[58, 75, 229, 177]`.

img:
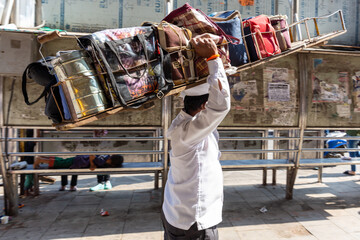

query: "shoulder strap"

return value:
[22, 63, 49, 105]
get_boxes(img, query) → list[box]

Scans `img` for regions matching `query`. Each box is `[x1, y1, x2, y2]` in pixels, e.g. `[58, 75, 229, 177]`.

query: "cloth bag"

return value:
[152, 21, 197, 85]
[243, 15, 281, 62]
[269, 15, 291, 52]
[79, 27, 173, 107]
[209, 10, 248, 66]
[163, 3, 233, 78]
[192, 33, 230, 78]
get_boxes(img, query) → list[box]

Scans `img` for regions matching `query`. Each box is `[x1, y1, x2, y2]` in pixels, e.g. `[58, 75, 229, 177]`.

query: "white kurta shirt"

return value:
[163, 58, 231, 231]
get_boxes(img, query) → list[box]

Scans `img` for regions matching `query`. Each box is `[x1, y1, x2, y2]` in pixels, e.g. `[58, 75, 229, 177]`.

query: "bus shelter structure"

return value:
[1, 10, 359, 217]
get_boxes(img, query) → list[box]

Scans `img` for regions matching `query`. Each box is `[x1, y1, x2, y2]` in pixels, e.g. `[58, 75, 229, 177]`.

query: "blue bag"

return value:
[209, 10, 248, 66]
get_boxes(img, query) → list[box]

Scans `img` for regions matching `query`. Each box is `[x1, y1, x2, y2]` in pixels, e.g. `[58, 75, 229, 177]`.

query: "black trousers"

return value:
[97, 174, 110, 183]
[61, 175, 78, 186]
[161, 210, 218, 240]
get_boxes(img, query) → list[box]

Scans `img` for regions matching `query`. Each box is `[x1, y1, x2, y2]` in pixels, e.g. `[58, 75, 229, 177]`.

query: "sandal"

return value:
[343, 170, 356, 176]
[69, 186, 77, 192]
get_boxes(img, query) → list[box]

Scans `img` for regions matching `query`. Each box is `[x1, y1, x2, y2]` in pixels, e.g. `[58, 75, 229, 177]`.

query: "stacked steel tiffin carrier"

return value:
[30, 3, 345, 129]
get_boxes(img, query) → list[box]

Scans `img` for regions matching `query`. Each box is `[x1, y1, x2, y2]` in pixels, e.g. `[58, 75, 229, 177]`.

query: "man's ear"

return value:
[201, 102, 207, 110]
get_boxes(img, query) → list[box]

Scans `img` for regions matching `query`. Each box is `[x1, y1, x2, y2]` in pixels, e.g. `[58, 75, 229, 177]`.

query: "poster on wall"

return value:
[229, 76, 259, 109]
[268, 83, 290, 102]
[351, 71, 360, 112]
[263, 67, 295, 109]
[262, 67, 297, 125]
[312, 72, 349, 103]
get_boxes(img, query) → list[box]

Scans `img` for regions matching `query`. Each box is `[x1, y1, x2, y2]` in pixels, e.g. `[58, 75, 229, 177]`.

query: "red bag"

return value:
[243, 15, 281, 60]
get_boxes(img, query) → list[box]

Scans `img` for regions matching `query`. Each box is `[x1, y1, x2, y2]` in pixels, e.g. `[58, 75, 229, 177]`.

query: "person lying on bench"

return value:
[33, 155, 124, 191]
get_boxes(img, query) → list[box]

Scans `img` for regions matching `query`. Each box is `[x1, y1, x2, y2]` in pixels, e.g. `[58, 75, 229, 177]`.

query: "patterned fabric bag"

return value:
[192, 34, 230, 78]
[163, 3, 234, 78]
[153, 21, 197, 85]
[79, 27, 173, 107]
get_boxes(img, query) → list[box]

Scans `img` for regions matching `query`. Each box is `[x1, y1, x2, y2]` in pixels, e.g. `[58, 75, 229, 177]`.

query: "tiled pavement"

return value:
[0, 165, 360, 240]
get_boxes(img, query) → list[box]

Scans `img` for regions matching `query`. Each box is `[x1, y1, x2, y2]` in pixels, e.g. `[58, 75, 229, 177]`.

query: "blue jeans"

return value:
[348, 139, 360, 172]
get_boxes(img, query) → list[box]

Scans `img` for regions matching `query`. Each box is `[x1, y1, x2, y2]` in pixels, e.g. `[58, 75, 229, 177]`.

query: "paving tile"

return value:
[87, 208, 127, 224]
[305, 222, 355, 240]
[9, 219, 53, 231]
[329, 215, 360, 233]
[277, 235, 319, 240]
[269, 222, 312, 238]
[236, 228, 281, 240]
[82, 235, 121, 240]
[344, 207, 360, 219]
[224, 190, 246, 203]
[223, 202, 253, 214]
[121, 231, 163, 240]
[83, 221, 125, 237]
[226, 214, 270, 231]
[218, 226, 242, 240]
[293, 210, 329, 224]
[103, 190, 134, 200]
[349, 232, 360, 240]
[127, 201, 161, 215]
[40, 232, 84, 240]
[0, 228, 45, 240]
[70, 195, 103, 205]
[122, 212, 162, 233]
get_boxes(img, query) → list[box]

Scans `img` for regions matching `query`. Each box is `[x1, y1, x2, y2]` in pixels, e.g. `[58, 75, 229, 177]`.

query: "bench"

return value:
[10, 162, 164, 195]
[299, 157, 360, 167]
[299, 157, 360, 182]
[220, 159, 295, 185]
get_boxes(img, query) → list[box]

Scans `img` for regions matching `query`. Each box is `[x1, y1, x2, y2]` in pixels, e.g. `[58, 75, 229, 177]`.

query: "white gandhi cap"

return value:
[180, 82, 210, 98]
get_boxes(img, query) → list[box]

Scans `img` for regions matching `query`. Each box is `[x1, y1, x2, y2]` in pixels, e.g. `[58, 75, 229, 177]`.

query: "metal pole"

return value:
[0, 152, 17, 216]
[291, 0, 300, 41]
[166, 0, 173, 14]
[0, 77, 3, 127]
[35, 0, 42, 26]
[274, 0, 279, 15]
[285, 52, 308, 200]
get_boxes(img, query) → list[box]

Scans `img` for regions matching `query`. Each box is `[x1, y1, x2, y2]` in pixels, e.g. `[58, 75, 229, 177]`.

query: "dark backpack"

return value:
[22, 58, 64, 123]
[22, 58, 57, 105]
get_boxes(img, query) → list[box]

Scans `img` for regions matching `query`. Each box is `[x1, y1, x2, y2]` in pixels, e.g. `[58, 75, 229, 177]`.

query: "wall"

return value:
[171, 54, 300, 127]
[41, 0, 359, 46]
[306, 52, 360, 127]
